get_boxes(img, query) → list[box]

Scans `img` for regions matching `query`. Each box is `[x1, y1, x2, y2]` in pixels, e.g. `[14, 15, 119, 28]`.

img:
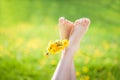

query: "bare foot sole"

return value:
[69, 18, 90, 51]
[59, 17, 74, 40]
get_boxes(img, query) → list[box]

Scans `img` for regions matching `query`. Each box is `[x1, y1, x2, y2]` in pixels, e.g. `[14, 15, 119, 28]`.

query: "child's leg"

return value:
[70, 61, 76, 80]
[58, 17, 76, 80]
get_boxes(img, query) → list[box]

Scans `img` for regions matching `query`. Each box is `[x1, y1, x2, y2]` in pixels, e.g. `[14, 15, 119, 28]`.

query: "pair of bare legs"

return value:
[52, 17, 90, 80]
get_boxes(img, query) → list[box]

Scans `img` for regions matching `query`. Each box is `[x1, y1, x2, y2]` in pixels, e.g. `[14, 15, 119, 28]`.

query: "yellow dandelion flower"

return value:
[94, 49, 103, 57]
[55, 47, 61, 52]
[59, 46, 64, 50]
[79, 78, 84, 80]
[80, 75, 90, 80]
[51, 48, 57, 54]
[50, 43, 57, 48]
[76, 71, 81, 77]
[55, 40, 62, 45]
[82, 67, 89, 73]
[62, 39, 69, 47]
[84, 75, 90, 80]
[47, 47, 52, 53]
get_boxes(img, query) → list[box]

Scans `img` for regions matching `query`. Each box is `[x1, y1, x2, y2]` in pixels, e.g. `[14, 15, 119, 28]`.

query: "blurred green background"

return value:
[0, 0, 120, 80]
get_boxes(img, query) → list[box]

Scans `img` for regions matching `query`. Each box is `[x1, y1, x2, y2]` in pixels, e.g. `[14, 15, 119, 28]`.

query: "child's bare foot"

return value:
[69, 18, 90, 53]
[59, 17, 74, 40]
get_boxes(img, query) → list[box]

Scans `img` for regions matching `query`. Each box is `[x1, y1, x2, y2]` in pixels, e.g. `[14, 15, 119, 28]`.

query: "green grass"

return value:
[0, 0, 120, 80]
[0, 24, 119, 80]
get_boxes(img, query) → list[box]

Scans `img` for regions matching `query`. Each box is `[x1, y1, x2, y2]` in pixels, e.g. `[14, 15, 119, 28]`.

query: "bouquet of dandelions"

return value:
[46, 39, 69, 55]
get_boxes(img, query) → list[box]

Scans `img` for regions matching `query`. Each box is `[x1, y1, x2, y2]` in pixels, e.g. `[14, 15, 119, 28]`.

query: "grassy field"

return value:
[0, 0, 120, 80]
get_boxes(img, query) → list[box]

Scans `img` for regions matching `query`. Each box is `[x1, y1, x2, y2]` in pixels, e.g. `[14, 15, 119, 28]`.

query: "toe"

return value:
[83, 18, 90, 25]
[74, 19, 80, 26]
[65, 19, 69, 24]
[59, 17, 65, 24]
[64, 19, 73, 27]
[80, 18, 90, 26]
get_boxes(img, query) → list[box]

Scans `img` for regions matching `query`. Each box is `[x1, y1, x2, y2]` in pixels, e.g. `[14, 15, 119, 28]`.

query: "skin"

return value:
[52, 17, 90, 80]
[58, 17, 74, 40]
[58, 17, 76, 80]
